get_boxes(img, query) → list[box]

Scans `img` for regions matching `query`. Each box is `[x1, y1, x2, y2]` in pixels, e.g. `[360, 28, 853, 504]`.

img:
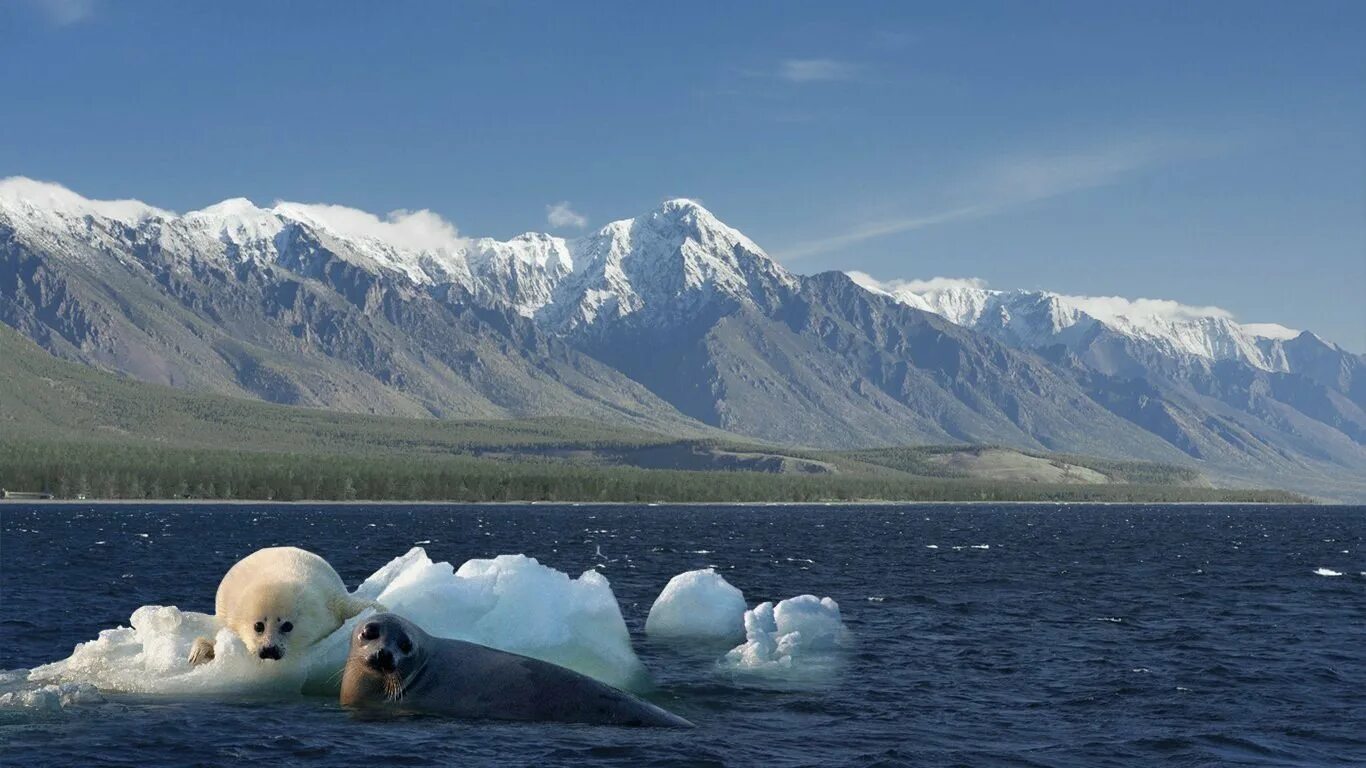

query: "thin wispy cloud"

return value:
[780, 206, 983, 261]
[28, 0, 97, 25]
[546, 201, 588, 229]
[779, 138, 1193, 260]
[960, 140, 1172, 206]
[777, 59, 860, 83]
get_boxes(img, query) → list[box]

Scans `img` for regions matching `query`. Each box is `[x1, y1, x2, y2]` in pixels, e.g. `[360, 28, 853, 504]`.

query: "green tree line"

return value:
[0, 440, 1304, 504]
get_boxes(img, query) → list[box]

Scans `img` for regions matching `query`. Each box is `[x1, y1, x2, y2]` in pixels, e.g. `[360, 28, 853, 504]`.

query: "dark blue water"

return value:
[1, 503, 1363, 767]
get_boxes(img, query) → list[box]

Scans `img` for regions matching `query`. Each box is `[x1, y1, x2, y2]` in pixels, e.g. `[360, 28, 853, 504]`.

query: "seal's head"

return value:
[229, 581, 334, 662]
[341, 613, 426, 708]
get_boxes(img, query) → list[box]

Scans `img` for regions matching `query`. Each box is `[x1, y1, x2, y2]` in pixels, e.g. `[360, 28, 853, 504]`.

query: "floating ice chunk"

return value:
[721, 595, 848, 678]
[0, 682, 104, 712]
[310, 548, 648, 692]
[1313, 568, 1343, 577]
[32, 605, 317, 697]
[645, 568, 747, 642]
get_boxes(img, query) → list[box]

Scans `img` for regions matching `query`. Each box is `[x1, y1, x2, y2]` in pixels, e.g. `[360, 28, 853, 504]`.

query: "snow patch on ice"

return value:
[28, 605, 306, 697]
[645, 568, 747, 642]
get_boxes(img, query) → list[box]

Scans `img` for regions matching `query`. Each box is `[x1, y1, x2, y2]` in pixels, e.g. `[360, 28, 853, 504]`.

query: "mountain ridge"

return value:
[3, 177, 1363, 500]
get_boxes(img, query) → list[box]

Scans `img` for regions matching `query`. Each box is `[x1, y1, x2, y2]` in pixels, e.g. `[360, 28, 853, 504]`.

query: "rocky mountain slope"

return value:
[851, 273, 1366, 495]
[0, 179, 704, 434]
[3, 178, 1362, 499]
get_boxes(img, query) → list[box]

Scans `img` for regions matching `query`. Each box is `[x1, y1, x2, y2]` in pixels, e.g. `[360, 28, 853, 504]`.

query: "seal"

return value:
[340, 613, 693, 727]
[188, 546, 376, 665]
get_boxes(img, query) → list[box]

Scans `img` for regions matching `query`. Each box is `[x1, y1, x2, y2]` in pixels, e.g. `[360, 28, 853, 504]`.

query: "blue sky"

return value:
[4, 1, 1363, 349]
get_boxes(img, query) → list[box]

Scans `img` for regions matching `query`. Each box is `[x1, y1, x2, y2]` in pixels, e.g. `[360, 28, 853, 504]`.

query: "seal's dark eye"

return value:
[397, 635, 412, 654]
[253, 621, 265, 634]
[280, 621, 293, 633]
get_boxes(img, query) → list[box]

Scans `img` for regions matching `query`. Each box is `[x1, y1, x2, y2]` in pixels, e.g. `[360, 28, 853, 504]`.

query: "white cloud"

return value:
[272, 202, 466, 254]
[0, 176, 170, 224]
[29, 0, 96, 25]
[1241, 323, 1301, 340]
[960, 140, 1171, 206]
[847, 271, 988, 296]
[777, 59, 860, 83]
[845, 270, 889, 293]
[546, 201, 588, 229]
[1056, 294, 1234, 323]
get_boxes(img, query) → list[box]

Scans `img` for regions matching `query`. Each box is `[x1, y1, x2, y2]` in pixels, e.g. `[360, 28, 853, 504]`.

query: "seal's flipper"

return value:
[188, 636, 215, 666]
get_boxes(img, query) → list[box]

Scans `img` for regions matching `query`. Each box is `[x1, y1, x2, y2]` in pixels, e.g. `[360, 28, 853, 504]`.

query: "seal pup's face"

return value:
[342, 613, 424, 707]
[232, 583, 330, 662]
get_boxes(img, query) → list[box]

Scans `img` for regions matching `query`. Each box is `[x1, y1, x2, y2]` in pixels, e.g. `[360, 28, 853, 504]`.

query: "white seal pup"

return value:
[188, 546, 375, 665]
[340, 613, 693, 727]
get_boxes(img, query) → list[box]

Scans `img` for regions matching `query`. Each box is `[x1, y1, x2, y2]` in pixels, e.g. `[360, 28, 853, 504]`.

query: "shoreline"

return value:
[0, 497, 1333, 508]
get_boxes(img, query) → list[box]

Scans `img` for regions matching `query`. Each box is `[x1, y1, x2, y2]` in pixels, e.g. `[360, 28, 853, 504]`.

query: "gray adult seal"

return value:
[339, 613, 692, 728]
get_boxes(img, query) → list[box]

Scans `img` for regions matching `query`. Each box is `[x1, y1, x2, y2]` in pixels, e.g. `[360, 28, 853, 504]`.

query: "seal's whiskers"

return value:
[383, 673, 402, 703]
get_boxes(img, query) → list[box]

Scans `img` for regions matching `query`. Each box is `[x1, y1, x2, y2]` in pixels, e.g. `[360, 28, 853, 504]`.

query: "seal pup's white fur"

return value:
[188, 547, 375, 666]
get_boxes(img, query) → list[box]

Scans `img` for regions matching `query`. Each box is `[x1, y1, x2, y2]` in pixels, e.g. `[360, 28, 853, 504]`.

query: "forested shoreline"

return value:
[0, 441, 1306, 505]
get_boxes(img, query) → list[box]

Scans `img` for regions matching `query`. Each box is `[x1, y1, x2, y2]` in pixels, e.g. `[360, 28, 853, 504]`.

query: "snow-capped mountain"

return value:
[535, 199, 798, 333]
[3, 178, 1363, 499]
[848, 272, 1320, 374]
[0, 178, 701, 429]
[0, 180, 789, 335]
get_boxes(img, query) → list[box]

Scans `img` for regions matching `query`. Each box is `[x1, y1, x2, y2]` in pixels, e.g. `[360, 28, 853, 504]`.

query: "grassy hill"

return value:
[0, 326, 1303, 503]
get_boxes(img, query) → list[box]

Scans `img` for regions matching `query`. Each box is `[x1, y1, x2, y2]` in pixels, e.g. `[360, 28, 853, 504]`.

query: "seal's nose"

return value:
[360, 622, 381, 641]
[366, 648, 395, 672]
[258, 646, 282, 660]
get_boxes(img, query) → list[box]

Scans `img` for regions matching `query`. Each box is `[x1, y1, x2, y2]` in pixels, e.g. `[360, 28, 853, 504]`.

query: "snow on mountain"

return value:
[0, 176, 1334, 369]
[5, 177, 1363, 498]
[1, 177, 491, 291]
[538, 198, 798, 332]
[848, 271, 1310, 371]
[465, 233, 574, 317]
[0, 180, 796, 331]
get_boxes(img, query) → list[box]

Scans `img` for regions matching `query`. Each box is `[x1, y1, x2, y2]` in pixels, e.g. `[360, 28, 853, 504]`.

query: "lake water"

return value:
[1, 503, 1363, 767]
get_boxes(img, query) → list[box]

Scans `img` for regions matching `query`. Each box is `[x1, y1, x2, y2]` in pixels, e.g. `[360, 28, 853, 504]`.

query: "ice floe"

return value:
[20, 547, 648, 701]
[645, 568, 747, 642]
[720, 595, 848, 679]
[0, 681, 104, 712]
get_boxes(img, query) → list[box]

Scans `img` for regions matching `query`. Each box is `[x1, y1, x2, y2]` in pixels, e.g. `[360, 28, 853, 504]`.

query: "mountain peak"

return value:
[190, 197, 267, 218]
[637, 198, 731, 233]
[622, 197, 770, 258]
[184, 197, 284, 245]
[656, 197, 709, 214]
